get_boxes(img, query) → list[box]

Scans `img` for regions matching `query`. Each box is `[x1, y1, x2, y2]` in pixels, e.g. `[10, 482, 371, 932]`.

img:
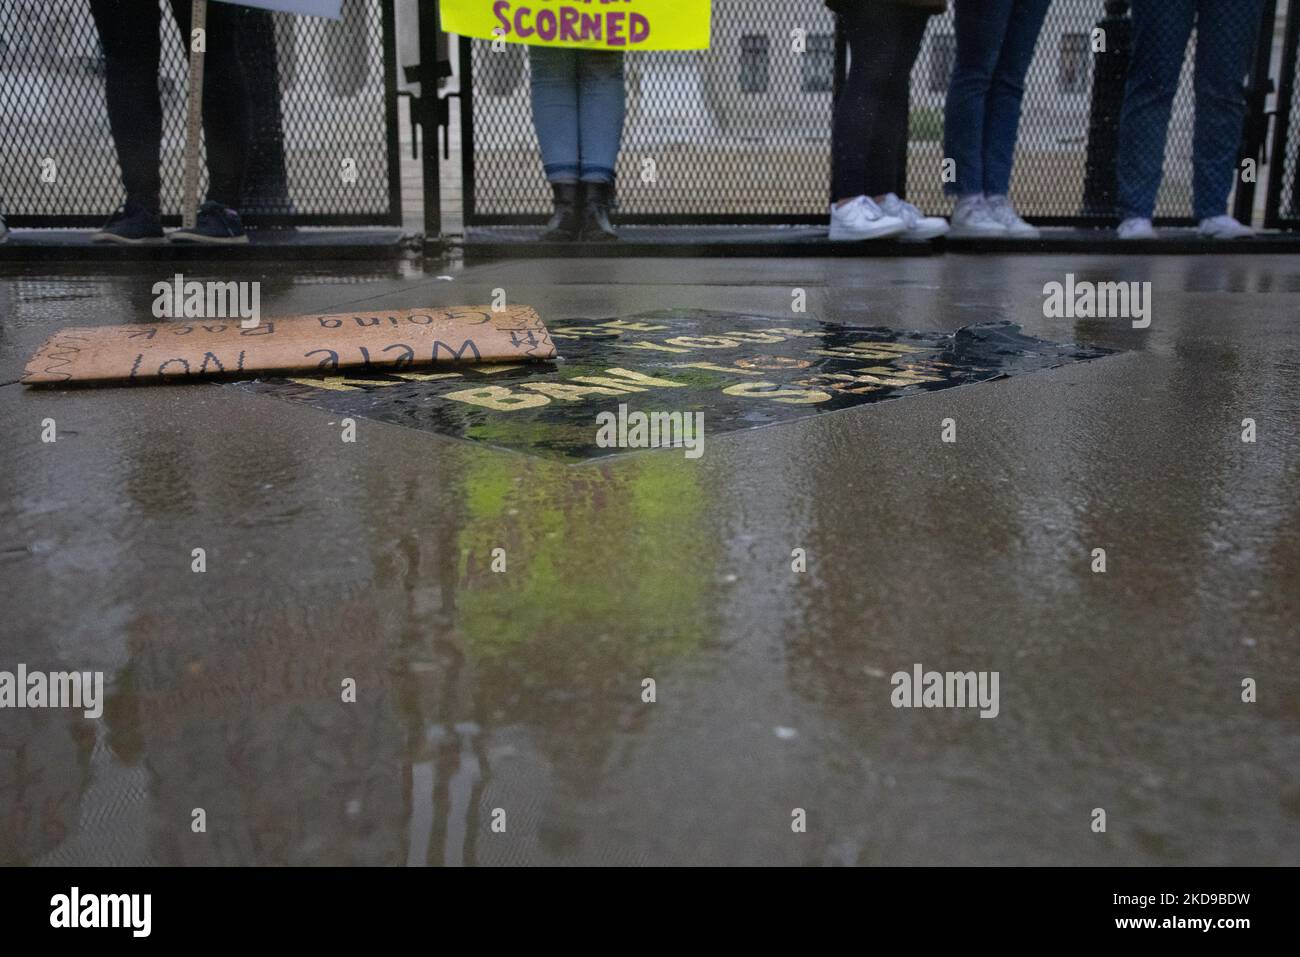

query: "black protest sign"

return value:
[234, 309, 1115, 460]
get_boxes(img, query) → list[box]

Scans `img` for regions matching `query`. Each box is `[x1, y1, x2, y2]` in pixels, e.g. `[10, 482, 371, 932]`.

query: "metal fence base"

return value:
[461, 225, 1300, 260]
[0, 229, 414, 262]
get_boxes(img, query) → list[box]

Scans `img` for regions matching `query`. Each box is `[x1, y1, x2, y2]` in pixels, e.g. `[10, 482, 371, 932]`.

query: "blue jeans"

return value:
[1116, 0, 1266, 221]
[528, 47, 626, 185]
[942, 0, 1052, 197]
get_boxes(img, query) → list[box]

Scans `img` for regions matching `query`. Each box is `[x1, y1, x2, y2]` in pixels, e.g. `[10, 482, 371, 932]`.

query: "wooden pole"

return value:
[182, 0, 208, 229]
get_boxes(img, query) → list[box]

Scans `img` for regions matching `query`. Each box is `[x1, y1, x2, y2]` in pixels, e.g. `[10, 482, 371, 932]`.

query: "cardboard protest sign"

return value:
[441, 0, 711, 51]
[22, 306, 556, 386]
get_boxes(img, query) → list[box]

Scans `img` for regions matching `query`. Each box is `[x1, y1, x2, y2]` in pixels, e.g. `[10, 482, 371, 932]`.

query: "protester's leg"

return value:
[980, 0, 1051, 197]
[830, 7, 880, 203]
[864, 7, 948, 239]
[169, 0, 251, 209]
[825, 6, 908, 240]
[573, 50, 625, 240]
[529, 46, 581, 184]
[88, 0, 164, 211]
[527, 46, 583, 239]
[576, 51, 625, 185]
[863, 6, 931, 200]
[1116, 0, 1196, 221]
[943, 0, 1015, 199]
[1190, 0, 1267, 223]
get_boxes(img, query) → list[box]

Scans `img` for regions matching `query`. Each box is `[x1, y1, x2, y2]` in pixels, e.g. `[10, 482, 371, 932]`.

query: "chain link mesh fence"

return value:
[0, 0, 400, 227]
[464, 0, 1275, 226]
[1268, 0, 1300, 227]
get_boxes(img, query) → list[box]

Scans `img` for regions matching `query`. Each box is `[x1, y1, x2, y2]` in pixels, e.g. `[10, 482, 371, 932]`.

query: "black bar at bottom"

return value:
[3, 866, 1287, 943]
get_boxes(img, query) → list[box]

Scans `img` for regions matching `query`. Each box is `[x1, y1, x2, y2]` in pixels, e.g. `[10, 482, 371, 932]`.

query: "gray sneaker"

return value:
[948, 195, 1008, 238]
[879, 193, 949, 240]
[984, 194, 1040, 238]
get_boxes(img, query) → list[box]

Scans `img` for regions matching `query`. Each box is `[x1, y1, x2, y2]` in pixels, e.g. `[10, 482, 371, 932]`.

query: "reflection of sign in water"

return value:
[441, 0, 712, 51]
[238, 310, 1115, 461]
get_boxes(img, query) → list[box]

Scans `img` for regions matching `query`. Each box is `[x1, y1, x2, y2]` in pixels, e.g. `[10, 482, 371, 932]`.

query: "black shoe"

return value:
[92, 200, 164, 244]
[170, 201, 249, 245]
[580, 181, 618, 242]
[541, 182, 581, 241]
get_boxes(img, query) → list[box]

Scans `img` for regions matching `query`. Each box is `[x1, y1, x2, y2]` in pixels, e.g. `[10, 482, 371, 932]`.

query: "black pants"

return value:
[830, 4, 932, 202]
[88, 0, 251, 210]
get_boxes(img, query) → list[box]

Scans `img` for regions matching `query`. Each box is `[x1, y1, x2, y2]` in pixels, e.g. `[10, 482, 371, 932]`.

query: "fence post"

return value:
[418, 0, 443, 239]
[1265, 0, 1300, 227]
[1081, 0, 1132, 219]
[1233, 0, 1278, 225]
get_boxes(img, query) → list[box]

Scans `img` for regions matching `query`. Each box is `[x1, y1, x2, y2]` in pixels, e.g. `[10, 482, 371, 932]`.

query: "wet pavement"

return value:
[1, 252, 1298, 866]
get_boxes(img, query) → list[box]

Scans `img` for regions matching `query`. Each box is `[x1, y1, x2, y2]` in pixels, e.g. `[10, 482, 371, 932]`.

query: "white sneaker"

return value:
[828, 196, 907, 241]
[1198, 215, 1254, 240]
[984, 194, 1040, 238]
[948, 194, 1008, 238]
[879, 193, 949, 240]
[1117, 217, 1157, 240]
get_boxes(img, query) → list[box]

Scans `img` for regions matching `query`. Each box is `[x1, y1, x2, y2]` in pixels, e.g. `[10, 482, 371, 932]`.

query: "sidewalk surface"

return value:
[1, 252, 1296, 865]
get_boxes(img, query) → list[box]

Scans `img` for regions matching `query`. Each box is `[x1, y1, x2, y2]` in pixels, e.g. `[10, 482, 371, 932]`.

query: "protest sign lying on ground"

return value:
[22, 305, 556, 386]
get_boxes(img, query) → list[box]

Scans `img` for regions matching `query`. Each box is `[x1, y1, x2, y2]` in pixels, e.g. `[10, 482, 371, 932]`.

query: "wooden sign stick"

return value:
[181, 0, 208, 229]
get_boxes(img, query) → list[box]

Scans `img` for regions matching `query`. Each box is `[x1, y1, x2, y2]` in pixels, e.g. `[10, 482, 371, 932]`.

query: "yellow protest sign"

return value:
[440, 0, 711, 51]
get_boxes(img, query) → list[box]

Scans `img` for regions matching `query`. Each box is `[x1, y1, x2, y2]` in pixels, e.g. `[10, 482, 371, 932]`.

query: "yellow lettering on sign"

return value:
[287, 376, 401, 392]
[520, 382, 627, 400]
[600, 319, 670, 332]
[666, 336, 736, 349]
[849, 365, 945, 387]
[391, 371, 465, 382]
[722, 381, 832, 405]
[445, 385, 550, 410]
[568, 376, 646, 393]
[671, 362, 762, 376]
[550, 326, 619, 339]
[601, 368, 689, 388]
[624, 340, 691, 354]
[809, 342, 928, 361]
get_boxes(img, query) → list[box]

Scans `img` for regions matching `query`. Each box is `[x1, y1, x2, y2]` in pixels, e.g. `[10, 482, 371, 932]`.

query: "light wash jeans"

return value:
[529, 47, 626, 184]
[942, 0, 1052, 197]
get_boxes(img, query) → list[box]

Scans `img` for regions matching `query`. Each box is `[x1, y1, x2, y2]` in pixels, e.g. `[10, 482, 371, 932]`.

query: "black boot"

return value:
[541, 182, 581, 241]
[580, 181, 619, 242]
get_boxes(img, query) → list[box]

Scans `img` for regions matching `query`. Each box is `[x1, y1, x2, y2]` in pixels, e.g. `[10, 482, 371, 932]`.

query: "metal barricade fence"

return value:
[2, 0, 1295, 236]
[460, 0, 1286, 229]
[0, 0, 400, 228]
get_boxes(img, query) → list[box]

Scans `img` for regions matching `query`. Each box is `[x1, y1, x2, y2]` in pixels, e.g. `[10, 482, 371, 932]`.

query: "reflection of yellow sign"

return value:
[441, 0, 711, 51]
